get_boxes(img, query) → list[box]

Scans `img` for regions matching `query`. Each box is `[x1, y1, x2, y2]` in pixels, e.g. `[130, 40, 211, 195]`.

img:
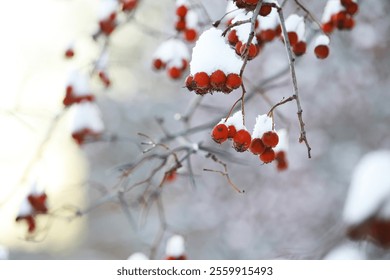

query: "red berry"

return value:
[227, 125, 237, 139]
[287, 32, 298, 46]
[260, 29, 276, 42]
[176, 5, 188, 18]
[165, 170, 177, 182]
[244, 0, 258, 4]
[28, 194, 48, 213]
[344, 16, 355, 30]
[210, 70, 226, 91]
[225, 73, 242, 90]
[193, 72, 210, 89]
[293, 41, 306, 56]
[235, 41, 243, 55]
[184, 29, 197, 42]
[233, 129, 251, 152]
[322, 22, 334, 34]
[175, 19, 186, 31]
[228, 30, 239, 45]
[240, 43, 258, 60]
[181, 59, 188, 71]
[259, 4, 272, 17]
[122, 0, 137, 11]
[65, 48, 74, 58]
[260, 147, 276, 163]
[98, 71, 111, 87]
[341, 0, 353, 6]
[153, 58, 164, 70]
[168, 67, 182, 79]
[346, 3, 358, 15]
[314, 45, 329, 59]
[185, 75, 194, 91]
[261, 131, 279, 147]
[212, 124, 229, 144]
[275, 151, 288, 171]
[249, 138, 266, 155]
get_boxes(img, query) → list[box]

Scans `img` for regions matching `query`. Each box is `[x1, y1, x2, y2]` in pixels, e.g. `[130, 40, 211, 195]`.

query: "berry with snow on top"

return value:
[121, 0, 138, 12]
[165, 235, 187, 260]
[321, 0, 358, 33]
[63, 70, 95, 107]
[233, 129, 252, 152]
[259, 147, 276, 163]
[314, 35, 330, 59]
[212, 123, 229, 144]
[256, 8, 280, 43]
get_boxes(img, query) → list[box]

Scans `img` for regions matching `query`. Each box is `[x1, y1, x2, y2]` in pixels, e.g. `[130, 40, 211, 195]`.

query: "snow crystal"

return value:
[190, 28, 242, 75]
[321, 0, 344, 23]
[165, 235, 185, 257]
[153, 39, 189, 61]
[70, 101, 105, 134]
[314, 34, 330, 46]
[127, 252, 149, 260]
[324, 243, 366, 260]
[219, 110, 246, 131]
[98, 0, 118, 20]
[252, 114, 273, 138]
[0, 245, 9, 260]
[343, 150, 390, 225]
[186, 10, 199, 29]
[259, 8, 279, 30]
[232, 12, 258, 44]
[66, 69, 91, 97]
[274, 128, 288, 152]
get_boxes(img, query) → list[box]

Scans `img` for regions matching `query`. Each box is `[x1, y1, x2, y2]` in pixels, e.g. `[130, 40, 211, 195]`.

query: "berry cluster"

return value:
[211, 112, 289, 169]
[152, 39, 190, 80]
[234, 0, 273, 15]
[185, 28, 243, 95]
[321, 0, 358, 33]
[16, 184, 48, 234]
[255, 8, 281, 43]
[175, 0, 199, 42]
[98, 2, 117, 37]
[284, 14, 307, 57]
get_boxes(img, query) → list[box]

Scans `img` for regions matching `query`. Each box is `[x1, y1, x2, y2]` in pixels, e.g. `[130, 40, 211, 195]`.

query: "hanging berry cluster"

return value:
[284, 15, 307, 57]
[321, 0, 359, 33]
[175, 0, 200, 42]
[16, 184, 48, 234]
[233, 0, 274, 15]
[211, 111, 289, 170]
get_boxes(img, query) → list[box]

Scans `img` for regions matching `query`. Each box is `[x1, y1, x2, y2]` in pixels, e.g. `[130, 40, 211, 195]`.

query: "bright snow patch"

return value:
[176, 0, 189, 7]
[17, 196, 33, 217]
[165, 235, 185, 257]
[285, 14, 305, 41]
[98, 0, 118, 20]
[321, 0, 344, 23]
[225, 1, 242, 24]
[323, 243, 366, 260]
[186, 10, 199, 29]
[70, 101, 104, 134]
[153, 39, 189, 62]
[219, 110, 246, 131]
[252, 114, 273, 138]
[274, 129, 288, 152]
[127, 252, 149, 260]
[314, 34, 330, 46]
[343, 150, 390, 225]
[0, 245, 9, 260]
[66, 69, 91, 97]
[259, 8, 280, 30]
[190, 28, 242, 75]
[232, 12, 258, 44]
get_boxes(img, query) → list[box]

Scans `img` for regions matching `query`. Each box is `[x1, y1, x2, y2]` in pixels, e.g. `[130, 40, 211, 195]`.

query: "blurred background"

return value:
[0, 0, 390, 259]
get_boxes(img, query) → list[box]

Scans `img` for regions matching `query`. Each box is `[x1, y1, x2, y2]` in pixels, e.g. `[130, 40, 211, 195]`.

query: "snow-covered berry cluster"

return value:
[211, 111, 289, 169]
[255, 8, 281, 44]
[175, 0, 200, 42]
[16, 183, 48, 234]
[284, 14, 307, 57]
[152, 39, 190, 80]
[321, 0, 358, 34]
[185, 28, 242, 95]
[234, 0, 274, 15]
[313, 35, 330, 59]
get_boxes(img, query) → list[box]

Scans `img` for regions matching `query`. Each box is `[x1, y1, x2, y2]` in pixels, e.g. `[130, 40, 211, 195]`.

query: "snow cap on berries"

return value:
[252, 114, 273, 138]
[17, 196, 34, 218]
[127, 252, 149, 260]
[70, 101, 105, 134]
[225, 1, 243, 24]
[258, 8, 280, 31]
[322, 0, 344, 23]
[190, 28, 242, 75]
[185, 10, 199, 29]
[274, 129, 288, 152]
[98, 0, 118, 20]
[176, 0, 189, 6]
[232, 12, 259, 43]
[314, 34, 330, 46]
[285, 14, 305, 41]
[153, 39, 190, 62]
[165, 235, 185, 258]
[66, 69, 91, 97]
[219, 110, 246, 131]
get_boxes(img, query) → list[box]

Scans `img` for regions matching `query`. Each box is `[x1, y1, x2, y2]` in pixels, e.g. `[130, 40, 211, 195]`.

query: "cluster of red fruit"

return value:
[63, 84, 95, 107]
[234, 0, 273, 15]
[228, 26, 261, 60]
[185, 71, 242, 95]
[175, 2, 199, 42]
[16, 191, 48, 233]
[322, 0, 358, 33]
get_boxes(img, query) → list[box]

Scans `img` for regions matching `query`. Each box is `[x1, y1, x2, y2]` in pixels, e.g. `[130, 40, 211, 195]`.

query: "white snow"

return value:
[285, 14, 305, 40]
[153, 39, 189, 62]
[96, 49, 109, 71]
[252, 114, 273, 138]
[127, 252, 149, 260]
[343, 150, 390, 225]
[258, 8, 279, 30]
[324, 242, 366, 260]
[225, 1, 242, 24]
[70, 101, 105, 134]
[314, 34, 330, 46]
[0, 245, 9, 260]
[98, 0, 118, 20]
[17, 196, 33, 217]
[29, 181, 45, 196]
[296, 18, 306, 41]
[190, 27, 242, 75]
[66, 69, 91, 97]
[219, 110, 246, 131]
[321, 0, 344, 23]
[176, 0, 189, 7]
[165, 235, 185, 257]
[186, 10, 199, 29]
[274, 128, 288, 152]
[232, 12, 258, 44]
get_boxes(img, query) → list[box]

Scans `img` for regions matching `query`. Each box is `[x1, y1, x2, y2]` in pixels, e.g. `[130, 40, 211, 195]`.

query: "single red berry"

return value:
[164, 170, 177, 182]
[175, 19, 186, 31]
[260, 147, 276, 163]
[184, 29, 197, 42]
[176, 5, 188, 18]
[261, 131, 279, 147]
[212, 124, 229, 144]
[287, 32, 298, 46]
[235, 41, 243, 55]
[260, 29, 276, 42]
[249, 138, 266, 155]
[275, 151, 288, 171]
[28, 194, 48, 213]
[322, 22, 334, 34]
[225, 73, 242, 90]
[346, 3, 358, 15]
[293, 41, 306, 56]
[153, 58, 164, 70]
[193, 72, 210, 89]
[233, 129, 251, 152]
[314, 45, 329, 59]
[168, 67, 182, 80]
[344, 16, 355, 30]
[227, 125, 237, 139]
[259, 4, 272, 17]
[240, 43, 258, 60]
[122, 0, 138, 11]
[228, 30, 239, 45]
[210, 70, 226, 91]
[181, 59, 188, 71]
[65, 48, 74, 58]
[185, 75, 195, 91]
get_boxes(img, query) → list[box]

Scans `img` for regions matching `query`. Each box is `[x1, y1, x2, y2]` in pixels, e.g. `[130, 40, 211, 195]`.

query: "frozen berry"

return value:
[65, 48, 74, 58]
[260, 147, 276, 163]
[153, 58, 164, 70]
[287, 32, 298, 46]
[168, 67, 182, 79]
[184, 29, 197, 42]
[275, 151, 288, 171]
[227, 125, 237, 139]
[249, 138, 266, 155]
[346, 3, 358, 16]
[225, 73, 242, 90]
[261, 131, 279, 147]
[212, 123, 229, 144]
[233, 129, 251, 152]
[240, 43, 258, 60]
[228, 30, 239, 45]
[193, 72, 210, 89]
[210, 70, 226, 91]
[122, 0, 138, 11]
[293, 41, 306, 56]
[314, 45, 329, 59]
[322, 22, 334, 34]
[260, 29, 276, 42]
[259, 4, 272, 17]
[176, 5, 188, 18]
[185, 75, 195, 91]
[175, 19, 186, 31]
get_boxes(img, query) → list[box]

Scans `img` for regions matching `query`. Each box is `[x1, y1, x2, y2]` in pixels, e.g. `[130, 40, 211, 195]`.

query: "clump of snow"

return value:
[96, 49, 109, 71]
[314, 34, 330, 46]
[127, 252, 149, 260]
[29, 181, 44, 196]
[17, 196, 33, 217]
[323, 243, 366, 260]
[274, 129, 288, 152]
[232, 12, 258, 44]
[258, 8, 279, 31]
[219, 110, 246, 131]
[285, 14, 305, 41]
[225, 1, 242, 24]
[98, 0, 118, 20]
[165, 235, 185, 257]
[190, 27, 242, 75]
[186, 10, 199, 29]
[252, 114, 273, 138]
[343, 150, 390, 225]
[66, 69, 91, 97]
[153, 39, 189, 61]
[321, 0, 344, 23]
[70, 101, 105, 134]
[0, 245, 9, 260]
[176, 0, 189, 7]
